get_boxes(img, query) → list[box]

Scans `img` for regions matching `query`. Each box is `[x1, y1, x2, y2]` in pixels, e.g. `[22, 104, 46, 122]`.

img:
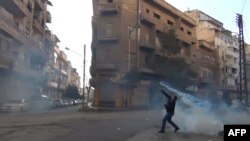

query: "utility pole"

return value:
[136, 0, 141, 69]
[236, 13, 248, 106]
[83, 44, 86, 107]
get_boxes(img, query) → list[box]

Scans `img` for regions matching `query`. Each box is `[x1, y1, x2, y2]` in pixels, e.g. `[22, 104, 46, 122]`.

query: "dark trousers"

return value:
[160, 112, 179, 131]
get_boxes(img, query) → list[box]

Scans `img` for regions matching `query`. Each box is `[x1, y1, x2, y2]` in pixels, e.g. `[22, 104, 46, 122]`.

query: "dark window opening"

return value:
[146, 9, 150, 13]
[167, 20, 174, 26]
[187, 30, 192, 35]
[145, 56, 149, 64]
[108, 0, 113, 3]
[154, 13, 161, 20]
[181, 27, 184, 31]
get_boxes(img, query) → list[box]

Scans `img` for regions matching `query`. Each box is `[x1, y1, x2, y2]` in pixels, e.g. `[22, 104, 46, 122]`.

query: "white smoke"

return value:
[160, 81, 250, 135]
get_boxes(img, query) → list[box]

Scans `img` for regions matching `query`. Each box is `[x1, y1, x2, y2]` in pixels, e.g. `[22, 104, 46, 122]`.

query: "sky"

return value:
[47, 0, 249, 87]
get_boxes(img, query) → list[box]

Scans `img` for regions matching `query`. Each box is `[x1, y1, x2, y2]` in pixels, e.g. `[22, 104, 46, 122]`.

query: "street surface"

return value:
[0, 105, 222, 141]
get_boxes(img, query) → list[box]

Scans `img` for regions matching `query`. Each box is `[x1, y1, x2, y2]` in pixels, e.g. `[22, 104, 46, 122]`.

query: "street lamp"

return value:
[65, 45, 87, 108]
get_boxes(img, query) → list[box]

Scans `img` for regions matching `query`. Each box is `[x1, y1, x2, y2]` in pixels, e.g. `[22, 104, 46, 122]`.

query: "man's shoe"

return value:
[158, 130, 165, 133]
[174, 127, 179, 133]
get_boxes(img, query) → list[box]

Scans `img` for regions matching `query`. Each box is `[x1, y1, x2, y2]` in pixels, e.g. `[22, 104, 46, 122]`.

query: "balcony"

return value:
[33, 19, 44, 33]
[0, 52, 14, 69]
[35, 0, 44, 11]
[96, 64, 116, 70]
[223, 84, 237, 91]
[12, 59, 45, 79]
[199, 77, 213, 84]
[199, 40, 214, 51]
[97, 32, 117, 42]
[225, 48, 238, 58]
[176, 29, 196, 45]
[0, 7, 27, 43]
[0, 0, 30, 17]
[98, 3, 119, 14]
[46, 11, 52, 23]
[155, 48, 168, 57]
[140, 13, 156, 26]
[139, 40, 155, 51]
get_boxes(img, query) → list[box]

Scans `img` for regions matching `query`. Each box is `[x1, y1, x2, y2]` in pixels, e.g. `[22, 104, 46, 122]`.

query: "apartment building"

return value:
[185, 10, 240, 99]
[91, 0, 196, 108]
[69, 68, 81, 89]
[246, 45, 250, 98]
[0, 0, 52, 101]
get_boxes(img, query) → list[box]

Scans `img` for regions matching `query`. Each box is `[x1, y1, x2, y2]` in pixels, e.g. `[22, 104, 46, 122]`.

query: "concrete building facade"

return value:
[185, 10, 240, 99]
[91, 0, 196, 108]
[0, 0, 52, 102]
[246, 45, 250, 99]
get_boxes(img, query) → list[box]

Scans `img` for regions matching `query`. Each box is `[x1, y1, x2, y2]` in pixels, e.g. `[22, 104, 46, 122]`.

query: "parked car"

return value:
[27, 94, 54, 111]
[53, 99, 63, 107]
[1, 99, 28, 112]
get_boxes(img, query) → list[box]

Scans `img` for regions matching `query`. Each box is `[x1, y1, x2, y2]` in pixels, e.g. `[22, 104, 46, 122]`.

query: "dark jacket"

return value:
[161, 90, 176, 114]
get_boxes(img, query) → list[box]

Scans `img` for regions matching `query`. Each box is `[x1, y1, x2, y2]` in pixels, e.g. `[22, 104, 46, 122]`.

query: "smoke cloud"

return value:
[159, 81, 250, 135]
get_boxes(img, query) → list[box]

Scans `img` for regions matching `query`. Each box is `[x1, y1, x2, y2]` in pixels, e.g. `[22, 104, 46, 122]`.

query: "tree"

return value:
[158, 29, 182, 55]
[149, 29, 197, 90]
[63, 85, 80, 99]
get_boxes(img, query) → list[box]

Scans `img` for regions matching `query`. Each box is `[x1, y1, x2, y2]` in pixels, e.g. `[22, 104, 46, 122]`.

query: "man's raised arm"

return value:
[161, 90, 170, 99]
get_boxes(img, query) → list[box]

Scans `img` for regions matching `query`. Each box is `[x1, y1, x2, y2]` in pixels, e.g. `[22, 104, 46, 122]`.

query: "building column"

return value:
[116, 85, 123, 108]
[93, 84, 100, 107]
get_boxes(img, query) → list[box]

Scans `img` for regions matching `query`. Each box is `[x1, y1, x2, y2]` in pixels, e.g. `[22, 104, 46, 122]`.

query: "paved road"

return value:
[0, 108, 220, 141]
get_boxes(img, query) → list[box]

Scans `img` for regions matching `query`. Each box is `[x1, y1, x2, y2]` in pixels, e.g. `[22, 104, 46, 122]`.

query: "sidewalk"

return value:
[126, 128, 223, 141]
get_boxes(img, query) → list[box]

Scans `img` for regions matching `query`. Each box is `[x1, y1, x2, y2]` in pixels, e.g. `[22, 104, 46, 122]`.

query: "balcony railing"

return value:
[140, 13, 156, 26]
[176, 29, 196, 45]
[0, 52, 14, 69]
[139, 39, 155, 51]
[97, 32, 118, 42]
[46, 11, 51, 23]
[98, 3, 119, 14]
[96, 64, 116, 70]
[33, 19, 44, 33]
[199, 40, 214, 51]
[12, 59, 44, 79]
[35, 0, 44, 10]
[225, 49, 238, 58]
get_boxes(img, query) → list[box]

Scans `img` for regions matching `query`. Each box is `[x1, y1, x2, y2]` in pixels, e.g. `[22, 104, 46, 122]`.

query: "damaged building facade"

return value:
[91, 0, 197, 108]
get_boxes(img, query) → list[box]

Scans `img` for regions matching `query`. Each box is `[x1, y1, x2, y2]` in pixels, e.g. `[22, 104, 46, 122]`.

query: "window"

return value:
[187, 30, 192, 35]
[145, 56, 149, 64]
[167, 20, 174, 26]
[180, 27, 184, 31]
[146, 9, 150, 13]
[154, 13, 161, 20]
[108, 0, 113, 3]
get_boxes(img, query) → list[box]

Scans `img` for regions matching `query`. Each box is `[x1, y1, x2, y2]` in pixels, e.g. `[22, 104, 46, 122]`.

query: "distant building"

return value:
[91, 0, 196, 108]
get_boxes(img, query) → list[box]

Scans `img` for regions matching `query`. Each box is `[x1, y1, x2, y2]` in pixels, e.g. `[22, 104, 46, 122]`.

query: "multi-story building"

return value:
[246, 45, 250, 98]
[69, 68, 81, 89]
[0, 0, 52, 102]
[215, 30, 239, 98]
[185, 10, 240, 99]
[91, 0, 196, 108]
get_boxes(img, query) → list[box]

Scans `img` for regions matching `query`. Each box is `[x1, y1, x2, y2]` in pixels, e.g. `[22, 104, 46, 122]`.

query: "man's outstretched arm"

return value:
[161, 90, 170, 99]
